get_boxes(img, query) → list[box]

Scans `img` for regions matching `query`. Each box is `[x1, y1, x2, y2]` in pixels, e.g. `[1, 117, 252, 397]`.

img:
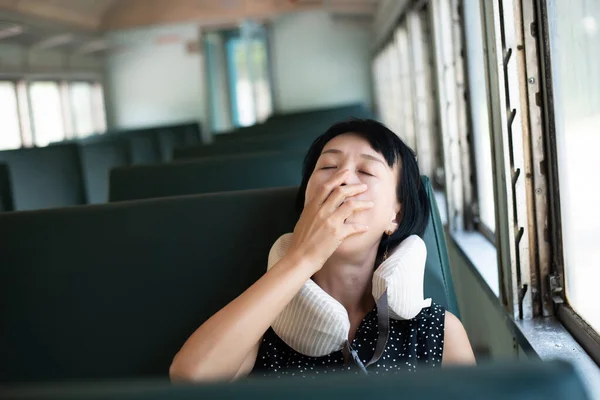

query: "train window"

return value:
[373, 8, 443, 186]
[0, 81, 22, 150]
[431, 0, 467, 231]
[372, 43, 403, 141]
[29, 81, 66, 146]
[463, 0, 496, 235]
[250, 39, 273, 123]
[15, 81, 33, 147]
[372, 50, 386, 127]
[225, 25, 273, 128]
[227, 36, 256, 127]
[59, 81, 75, 139]
[395, 26, 416, 151]
[387, 44, 403, 137]
[69, 82, 96, 138]
[547, 0, 600, 332]
[378, 47, 396, 131]
[407, 8, 438, 181]
[92, 83, 107, 133]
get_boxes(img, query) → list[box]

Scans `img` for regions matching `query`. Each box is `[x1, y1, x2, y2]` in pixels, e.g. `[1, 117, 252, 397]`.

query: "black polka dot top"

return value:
[251, 303, 446, 377]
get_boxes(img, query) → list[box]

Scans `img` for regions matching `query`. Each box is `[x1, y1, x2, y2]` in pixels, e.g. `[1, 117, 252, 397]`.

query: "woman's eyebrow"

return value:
[321, 149, 342, 156]
[321, 149, 385, 165]
[361, 154, 386, 165]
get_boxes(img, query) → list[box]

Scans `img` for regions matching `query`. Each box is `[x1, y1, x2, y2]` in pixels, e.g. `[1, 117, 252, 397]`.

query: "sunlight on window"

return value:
[70, 82, 95, 138]
[548, 0, 600, 332]
[16, 81, 33, 147]
[92, 83, 107, 133]
[30, 81, 65, 146]
[230, 38, 256, 127]
[251, 39, 273, 123]
[0, 81, 22, 150]
[464, 0, 495, 233]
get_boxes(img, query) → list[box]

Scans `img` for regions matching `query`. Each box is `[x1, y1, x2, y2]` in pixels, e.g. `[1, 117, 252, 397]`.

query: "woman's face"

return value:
[304, 133, 401, 257]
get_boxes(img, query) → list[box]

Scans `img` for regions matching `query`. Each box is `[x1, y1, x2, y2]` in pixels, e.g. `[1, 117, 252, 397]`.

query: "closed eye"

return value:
[359, 171, 375, 177]
[321, 166, 337, 170]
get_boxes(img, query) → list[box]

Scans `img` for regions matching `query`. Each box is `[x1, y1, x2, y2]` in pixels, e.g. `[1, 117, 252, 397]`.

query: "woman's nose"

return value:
[340, 170, 362, 186]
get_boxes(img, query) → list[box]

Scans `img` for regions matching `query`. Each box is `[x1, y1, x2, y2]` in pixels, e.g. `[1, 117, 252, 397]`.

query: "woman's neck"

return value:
[312, 244, 378, 316]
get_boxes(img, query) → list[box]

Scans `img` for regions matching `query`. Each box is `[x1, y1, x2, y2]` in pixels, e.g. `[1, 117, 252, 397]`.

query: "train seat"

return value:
[173, 134, 314, 160]
[0, 360, 589, 400]
[0, 163, 14, 212]
[78, 139, 130, 204]
[0, 177, 456, 382]
[109, 151, 304, 202]
[0, 144, 86, 211]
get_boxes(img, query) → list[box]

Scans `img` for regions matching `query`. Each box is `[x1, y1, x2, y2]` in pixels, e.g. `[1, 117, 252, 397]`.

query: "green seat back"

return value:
[78, 139, 130, 204]
[128, 132, 161, 165]
[109, 151, 304, 202]
[0, 144, 85, 211]
[0, 163, 14, 212]
[266, 103, 373, 124]
[0, 178, 456, 383]
[174, 135, 314, 161]
[156, 123, 201, 162]
[0, 361, 590, 400]
[0, 164, 14, 212]
[213, 104, 373, 145]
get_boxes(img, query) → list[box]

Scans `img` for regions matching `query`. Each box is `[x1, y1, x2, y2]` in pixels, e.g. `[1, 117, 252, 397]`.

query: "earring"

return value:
[383, 232, 391, 261]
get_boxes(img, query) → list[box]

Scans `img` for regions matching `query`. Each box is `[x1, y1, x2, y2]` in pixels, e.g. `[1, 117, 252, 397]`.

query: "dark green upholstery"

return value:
[0, 361, 589, 400]
[0, 163, 14, 212]
[0, 123, 201, 211]
[265, 103, 373, 125]
[0, 177, 457, 383]
[214, 104, 373, 143]
[422, 176, 459, 317]
[174, 134, 314, 160]
[78, 139, 130, 204]
[158, 123, 202, 162]
[0, 188, 297, 382]
[176, 105, 372, 161]
[0, 144, 85, 210]
[109, 151, 305, 202]
[128, 133, 161, 165]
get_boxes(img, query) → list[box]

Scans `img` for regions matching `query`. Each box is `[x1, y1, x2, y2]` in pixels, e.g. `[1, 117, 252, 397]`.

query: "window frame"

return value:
[536, 0, 600, 366]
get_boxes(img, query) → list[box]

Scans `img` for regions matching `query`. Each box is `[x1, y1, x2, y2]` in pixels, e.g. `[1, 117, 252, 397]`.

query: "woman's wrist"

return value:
[283, 248, 322, 276]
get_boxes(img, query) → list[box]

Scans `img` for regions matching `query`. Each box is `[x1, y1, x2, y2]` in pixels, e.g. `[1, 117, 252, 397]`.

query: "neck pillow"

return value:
[267, 233, 432, 357]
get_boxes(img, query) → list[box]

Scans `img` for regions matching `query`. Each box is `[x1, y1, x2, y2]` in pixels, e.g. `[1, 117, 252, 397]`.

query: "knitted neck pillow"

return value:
[267, 233, 431, 358]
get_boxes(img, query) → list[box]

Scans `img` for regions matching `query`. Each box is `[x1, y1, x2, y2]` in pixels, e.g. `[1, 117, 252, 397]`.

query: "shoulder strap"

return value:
[344, 289, 390, 374]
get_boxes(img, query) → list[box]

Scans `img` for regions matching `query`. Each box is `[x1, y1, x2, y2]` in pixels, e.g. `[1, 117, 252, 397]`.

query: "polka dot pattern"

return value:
[251, 303, 446, 377]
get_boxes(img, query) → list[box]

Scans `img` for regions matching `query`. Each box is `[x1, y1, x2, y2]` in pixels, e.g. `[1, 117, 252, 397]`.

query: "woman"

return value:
[170, 119, 475, 382]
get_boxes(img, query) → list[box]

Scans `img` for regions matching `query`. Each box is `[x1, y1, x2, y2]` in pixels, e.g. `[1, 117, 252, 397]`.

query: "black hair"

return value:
[296, 119, 430, 263]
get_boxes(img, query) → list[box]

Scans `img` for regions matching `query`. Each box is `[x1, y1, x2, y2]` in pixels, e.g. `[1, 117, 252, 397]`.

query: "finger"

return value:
[314, 169, 350, 205]
[322, 184, 368, 213]
[332, 199, 374, 222]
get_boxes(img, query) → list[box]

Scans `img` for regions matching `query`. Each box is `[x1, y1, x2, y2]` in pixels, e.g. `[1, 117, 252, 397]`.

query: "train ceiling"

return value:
[0, 0, 378, 55]
[0, 0, 379, 31]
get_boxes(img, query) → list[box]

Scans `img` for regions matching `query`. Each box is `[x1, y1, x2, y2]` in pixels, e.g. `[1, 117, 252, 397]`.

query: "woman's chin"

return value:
[335, 233, 375, 257]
